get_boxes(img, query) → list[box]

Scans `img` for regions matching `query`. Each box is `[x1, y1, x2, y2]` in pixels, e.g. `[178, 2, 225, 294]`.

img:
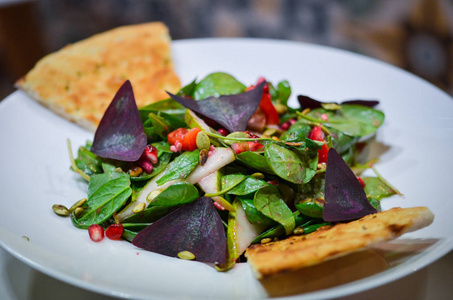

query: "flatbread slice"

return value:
[16, 22, 181, 132]
[245, 206, 434, 279]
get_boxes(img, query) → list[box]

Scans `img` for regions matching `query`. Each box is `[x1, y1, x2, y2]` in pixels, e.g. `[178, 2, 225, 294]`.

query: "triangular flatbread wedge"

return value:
[245, 207, 434, 279]
[16, 22, 181, 131]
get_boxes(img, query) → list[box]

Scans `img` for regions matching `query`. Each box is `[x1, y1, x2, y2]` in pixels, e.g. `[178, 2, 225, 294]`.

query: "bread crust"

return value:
[16, 22, 181, 131]
[245, 207, 434, 279]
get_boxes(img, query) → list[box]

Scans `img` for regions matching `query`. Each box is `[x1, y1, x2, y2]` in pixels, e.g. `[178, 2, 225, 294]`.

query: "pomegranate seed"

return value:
[213, 201, 225, 210]
[247, 141, 264, 151]
[138, 159, 153, 174]
[105, 224, 123, 240]
[88, 224, 104, 242]
[321, 113, 329, 121]
[143, 145, 158, 164]
[280, 121, 291, 131]
[217, 128, 228, 136]
[357, 176, 365, 188]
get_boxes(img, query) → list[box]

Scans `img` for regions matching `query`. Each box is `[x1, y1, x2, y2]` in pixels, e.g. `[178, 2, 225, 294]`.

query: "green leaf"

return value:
[254, 185, 295, 235]
[239, 197, 275, 227]
[138, 98, 185, 122]
[265, 143, 316, 184]
[236, 151, 274, 174]
[279, 120, 311, 143]
[306, 105, 385, 137]
[228, 176, 269, 195]
[363, 177, 397, 200]
[148, 113, 171, 139]
[156, 150, 200, 186]
[72, 172, 132, 229]
[193, 72, 246, 100]
[74, 145, 103, 176]
[150, 181, 199, 207]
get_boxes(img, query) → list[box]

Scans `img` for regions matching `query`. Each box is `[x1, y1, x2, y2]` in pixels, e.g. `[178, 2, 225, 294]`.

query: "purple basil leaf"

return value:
[167, 81, 265, 133]
[341, 99, 379, 107]
[132, 197, 226, 264]
[91, 80, 147, 162]
[323, 148, 377, 222]
[297, 95, 379, 109]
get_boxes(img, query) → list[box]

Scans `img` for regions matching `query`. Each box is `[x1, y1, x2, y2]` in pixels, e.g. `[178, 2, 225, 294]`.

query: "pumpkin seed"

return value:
[132, 202, 146, 213]
[52, 204, 70, 216]
[260, 238, 272, 244]
[69, 198, 87, 213]
[177, 250, 195, 260]
[196, 131, 210, 151]
[293, 227, 305, 235]
[74, 207, 85, 218]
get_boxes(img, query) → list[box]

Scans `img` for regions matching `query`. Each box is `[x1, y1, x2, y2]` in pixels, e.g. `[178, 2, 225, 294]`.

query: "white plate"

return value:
[0, 38, 452, 300]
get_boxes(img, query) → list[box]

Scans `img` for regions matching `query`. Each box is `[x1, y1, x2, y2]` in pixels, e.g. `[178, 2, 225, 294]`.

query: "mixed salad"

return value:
[54, 72, 399, 270]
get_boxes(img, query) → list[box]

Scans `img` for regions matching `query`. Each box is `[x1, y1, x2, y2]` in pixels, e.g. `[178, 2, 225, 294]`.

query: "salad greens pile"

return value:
[59, 72, 399, 270]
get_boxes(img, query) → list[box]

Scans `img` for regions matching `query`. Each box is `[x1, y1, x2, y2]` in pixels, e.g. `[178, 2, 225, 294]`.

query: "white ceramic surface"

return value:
[0, 38, 452, 300]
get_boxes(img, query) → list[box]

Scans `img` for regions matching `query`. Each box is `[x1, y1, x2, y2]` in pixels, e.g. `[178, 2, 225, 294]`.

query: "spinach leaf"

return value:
[122, 206, 176, 224]
[221, 174, 247, 192]
[74, 144, 102, 176]
[138, 98, 185, 122]
[236, 151, 273, 174]
[363, 177, 397, 200]
[150, 181, 199, 207]
[156, 150, 200, 186]
[265, 143, 317, 184]
[147, 113, 171, 139]
[193, 72, 246, 100]
[228, 176, 269, 195]
[71, 172, 132, 229]
[306, 105, 385, 137]
[239, 197, 275, 227]
[254, 185, 295, 235]
[279, 120, 311, 143]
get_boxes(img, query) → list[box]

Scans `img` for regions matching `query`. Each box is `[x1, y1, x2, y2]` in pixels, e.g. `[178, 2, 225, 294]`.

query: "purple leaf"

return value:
[167, 81, 265, 133]
[132, 197, 226, 264]
[297, 95, 379, 109]
[323, 148, 377, 222]
[91, 80, 147, 162]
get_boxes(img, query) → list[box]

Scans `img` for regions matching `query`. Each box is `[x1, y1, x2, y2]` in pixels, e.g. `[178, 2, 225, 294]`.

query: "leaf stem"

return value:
[67, 139, 90, 181]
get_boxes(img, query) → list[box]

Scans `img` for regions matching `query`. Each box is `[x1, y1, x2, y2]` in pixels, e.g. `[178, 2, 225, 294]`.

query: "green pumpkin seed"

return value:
[177, 250, 196, 260]
[52, 204, 70, 216]
[69, 198, 87, 213]
[196, 131, 211, 151]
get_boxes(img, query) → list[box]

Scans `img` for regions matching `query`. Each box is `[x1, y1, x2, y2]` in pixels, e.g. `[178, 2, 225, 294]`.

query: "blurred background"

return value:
[0, 0, 452, 100]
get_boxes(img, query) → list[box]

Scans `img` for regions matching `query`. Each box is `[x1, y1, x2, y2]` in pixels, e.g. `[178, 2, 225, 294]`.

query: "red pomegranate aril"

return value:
[143, 145, 158, 164]
[105, 224, 123, 240]
[217, 128, 228, 136]
[88, 224, 104, 242]
[357, 176, 365, 188]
